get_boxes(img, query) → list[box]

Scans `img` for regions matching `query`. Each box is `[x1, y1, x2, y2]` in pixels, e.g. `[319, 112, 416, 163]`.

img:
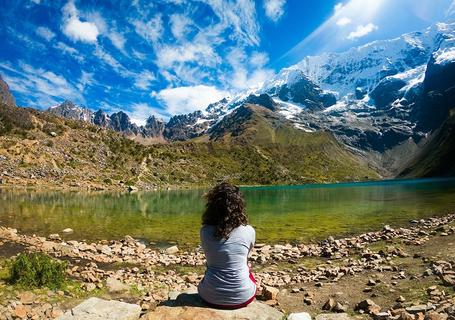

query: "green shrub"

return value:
[9, 253, 67, 289]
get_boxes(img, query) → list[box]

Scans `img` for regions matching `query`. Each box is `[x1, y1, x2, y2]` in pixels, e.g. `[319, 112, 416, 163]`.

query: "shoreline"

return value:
[1, 212, 454, 319]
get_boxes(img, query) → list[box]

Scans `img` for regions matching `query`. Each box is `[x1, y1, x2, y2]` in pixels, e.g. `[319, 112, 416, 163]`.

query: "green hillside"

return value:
[0, 102, 380, 190]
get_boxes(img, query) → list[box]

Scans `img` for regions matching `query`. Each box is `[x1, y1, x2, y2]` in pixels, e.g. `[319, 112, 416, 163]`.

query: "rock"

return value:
[323, 298, 336, 311]
[62, 228, 74, 233]
[262, 286, 279, 300]
[425, 311, 448, 320]
[165, 246, 179, 255]
[142, 299, 284, 320]
[355, 299, 381, 315]
[288, 312, 312, 320]
[127, 185, 138, 192]
[106, 277, 130, 293]
[315, 313, 352, 320]
[84, 283, 97, 292]
[19, 291, 35, 304]
[398, 311, 416, 320]
[48, 233, 61, 240]
[14, 305, 28, 319]
[406, 305, 436, 314]
[50, 131, 57, 137]
[333, 302, 348, 313]
[397, 296, 406, 303]
[57, 297, 141, 320]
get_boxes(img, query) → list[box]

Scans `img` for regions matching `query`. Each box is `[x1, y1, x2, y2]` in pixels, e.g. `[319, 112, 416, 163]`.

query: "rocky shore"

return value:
[0, 213, 454, 319]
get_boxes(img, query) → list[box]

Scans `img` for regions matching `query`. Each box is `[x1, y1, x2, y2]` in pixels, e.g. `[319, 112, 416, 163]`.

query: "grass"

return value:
[9, 253, 68, 289]
[0, 102, 380, 190]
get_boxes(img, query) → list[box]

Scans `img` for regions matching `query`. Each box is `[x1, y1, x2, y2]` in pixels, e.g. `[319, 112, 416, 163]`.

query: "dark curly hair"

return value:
[202, 182, 248, 240]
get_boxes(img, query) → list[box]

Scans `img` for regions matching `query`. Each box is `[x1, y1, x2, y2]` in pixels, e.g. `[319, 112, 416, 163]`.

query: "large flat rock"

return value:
[57, 297, 141, 320]
[142, 292, 284, 320]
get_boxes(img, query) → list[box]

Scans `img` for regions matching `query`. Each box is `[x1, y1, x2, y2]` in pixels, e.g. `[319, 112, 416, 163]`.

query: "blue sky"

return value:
[0, 0, 454, 124]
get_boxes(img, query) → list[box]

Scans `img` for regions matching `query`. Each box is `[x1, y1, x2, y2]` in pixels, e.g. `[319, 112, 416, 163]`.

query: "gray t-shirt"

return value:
[198, 224, 256, 305]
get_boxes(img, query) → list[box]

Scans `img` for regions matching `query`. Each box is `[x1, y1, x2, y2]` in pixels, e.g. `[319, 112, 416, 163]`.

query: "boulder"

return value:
[262, 286, 279, 300]
[315, 313, 353, 320]
[62, 228, 74, 233]
[288, 312, 312, 320]
[106, 277, 130, 293]
[165, 246, 179, 255]
[142, 291, 284, 320]
[57, 297, 141, 320]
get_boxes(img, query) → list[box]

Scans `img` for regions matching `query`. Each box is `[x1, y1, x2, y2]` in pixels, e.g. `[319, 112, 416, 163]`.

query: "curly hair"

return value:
[202, 182, 248, 240]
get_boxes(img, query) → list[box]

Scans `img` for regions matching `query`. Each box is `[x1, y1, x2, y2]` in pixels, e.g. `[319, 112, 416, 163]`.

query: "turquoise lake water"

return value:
[0, 178, 455, 246]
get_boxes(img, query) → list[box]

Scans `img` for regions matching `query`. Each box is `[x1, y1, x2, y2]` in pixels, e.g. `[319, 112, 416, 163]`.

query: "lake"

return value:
[1, 178, 455, 247]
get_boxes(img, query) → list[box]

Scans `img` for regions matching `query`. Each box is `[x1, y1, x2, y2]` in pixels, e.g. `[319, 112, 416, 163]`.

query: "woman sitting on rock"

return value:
[198, 182, 257, 309]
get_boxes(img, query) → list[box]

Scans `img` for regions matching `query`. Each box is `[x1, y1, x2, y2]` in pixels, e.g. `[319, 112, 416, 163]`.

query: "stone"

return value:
[288, 312, 312, 320]
[355, 299, 381, 315]
[165, 245, 179, 255]
[57, 297, 141, 320]
[50, 131, 57, 137]
[84, 283, 97, 292]
[19, 291, 35, 304]
[127, 185, 138, 192]
[62, 228, 74, 233]
[425, 311, 448, 320]
[315, 313, 352, 320]
[142, 299, 284, 320]
[323, 298, 336, 311]
[48, 233, 61, 240]
[106, 277, 130, 293]
[406, 305, 436, 314]
[333, 302, 348, 313]
[14, 305, 28, 319]
[262, 286, 279, 300]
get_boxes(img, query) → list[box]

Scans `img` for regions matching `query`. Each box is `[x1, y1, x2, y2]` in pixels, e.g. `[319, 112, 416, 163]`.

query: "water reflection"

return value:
[0, 178, 455, 245]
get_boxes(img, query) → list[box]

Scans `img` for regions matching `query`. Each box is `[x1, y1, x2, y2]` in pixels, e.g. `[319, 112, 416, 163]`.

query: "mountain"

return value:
[399, 109, 455, 178]
[47, 101, 165, 143]
[0, 74, 16, 107]
[161, 22, 455, 177]
[0, 102, 378, 190]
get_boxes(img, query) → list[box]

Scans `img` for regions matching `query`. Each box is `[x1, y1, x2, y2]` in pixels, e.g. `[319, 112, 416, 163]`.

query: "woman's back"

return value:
[198, 224, 256, 306]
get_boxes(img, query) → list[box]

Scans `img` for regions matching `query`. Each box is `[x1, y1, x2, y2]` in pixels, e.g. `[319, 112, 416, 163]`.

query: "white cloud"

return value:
[170, 14, 192, 40]
[0, 61, 82, 108]
[347, 23, 378, 39]
[226, 48, 274, 90]
[250, 51, 269, 67]
[334, 3, 344, 12]
[263, 0, 286, 22]
[130, 15, 163, 43]
[202, 0, 260, 46]
[134, 70, 156, 90]
[76, 71, 95, 91]
[155, 42, 219, 69]
[153, 85, 229, 115]
[61, 0, 99, 43]
[36, 26, 56, 41]
[127, 103, 165, 125]
[336, 17, 351, 26]
[108, 31, 127, 52]
[54, 41, 84, 62]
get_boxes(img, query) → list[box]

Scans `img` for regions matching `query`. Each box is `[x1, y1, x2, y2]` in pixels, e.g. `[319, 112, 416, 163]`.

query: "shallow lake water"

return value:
[1, 178, 455, 247]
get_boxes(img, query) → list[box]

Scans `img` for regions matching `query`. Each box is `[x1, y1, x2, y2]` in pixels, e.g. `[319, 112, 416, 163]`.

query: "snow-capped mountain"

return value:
[164, 22, 455, 169]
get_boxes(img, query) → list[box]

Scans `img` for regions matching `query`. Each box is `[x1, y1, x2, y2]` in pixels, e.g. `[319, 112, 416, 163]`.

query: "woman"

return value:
[197, 182, 257, 309]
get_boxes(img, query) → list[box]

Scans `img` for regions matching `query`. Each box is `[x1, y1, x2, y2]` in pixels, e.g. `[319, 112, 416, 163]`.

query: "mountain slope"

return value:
[0, 102, 379, 190]
[0, 75, 15, 107]
[399, 109, 455, 177]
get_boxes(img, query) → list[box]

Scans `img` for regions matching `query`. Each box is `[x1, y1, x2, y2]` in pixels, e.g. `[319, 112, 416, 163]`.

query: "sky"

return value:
[0, 0, 454, 124]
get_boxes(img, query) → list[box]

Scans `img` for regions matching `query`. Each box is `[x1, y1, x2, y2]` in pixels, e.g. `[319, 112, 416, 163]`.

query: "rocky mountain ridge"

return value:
[48, 101, 165, 142]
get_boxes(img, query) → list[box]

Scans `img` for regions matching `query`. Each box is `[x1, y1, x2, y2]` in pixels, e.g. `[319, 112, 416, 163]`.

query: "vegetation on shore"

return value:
[0, 102, 379, 190]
